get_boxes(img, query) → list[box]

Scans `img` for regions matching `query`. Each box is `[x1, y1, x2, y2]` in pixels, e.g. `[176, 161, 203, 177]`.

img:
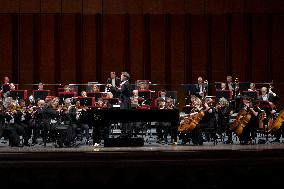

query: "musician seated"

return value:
[248, 83, 256, 91]
[80, 91, 87, 97]
[238, 96, 261, 145]
[258, 86, 279, 103]
[179, 96, 204, 145]
[220, 82, 226, 91]
[91, 84, 100, 93]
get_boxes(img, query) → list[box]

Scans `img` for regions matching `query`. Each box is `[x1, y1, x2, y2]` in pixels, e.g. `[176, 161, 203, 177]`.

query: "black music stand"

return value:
[216, 90, 232, 101]
[239, 82, 250, 91]
[87, 92, 104, 100]
[58, 92, 77, 104]
[33, 90, 50, 101]
[241, 91, 259, 100]
[77, 97, 94, 108]
[138, 90, 151, 100]
[9, 90, 28, 100]
[2, 84, 10, 93]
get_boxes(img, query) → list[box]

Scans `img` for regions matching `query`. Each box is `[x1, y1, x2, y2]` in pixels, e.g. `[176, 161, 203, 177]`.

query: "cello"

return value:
[178, 97, 206, 134]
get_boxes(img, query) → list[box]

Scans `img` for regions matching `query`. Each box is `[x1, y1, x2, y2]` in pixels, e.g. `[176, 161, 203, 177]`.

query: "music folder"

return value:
[86, 92, 104, 100]
[241, 91, 259, 100]
[138, 90, 151, 100]
[216, 90, 232, 100]
[9, 90, 28, 100]
[33, 90, 50, 101]
[58, 92, 77, 104]
[77, 97, 95, 107]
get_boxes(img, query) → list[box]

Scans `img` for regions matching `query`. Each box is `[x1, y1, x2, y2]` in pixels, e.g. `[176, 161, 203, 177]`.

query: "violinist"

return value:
[13, 99, 32, 146]
[2, 100, 23, 147]
[31, 99, 45, 144]
[215, 97, 234, 144]
[74, 100, 90, 144]
[60, 98, 77, 146]
[156, 97, 175, 144]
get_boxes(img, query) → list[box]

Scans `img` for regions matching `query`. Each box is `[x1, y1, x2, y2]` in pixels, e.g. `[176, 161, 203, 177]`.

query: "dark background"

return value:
[0, 0, 284, 108]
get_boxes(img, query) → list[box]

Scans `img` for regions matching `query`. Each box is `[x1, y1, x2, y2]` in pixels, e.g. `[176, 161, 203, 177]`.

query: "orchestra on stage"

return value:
[0, 73, 283, 147]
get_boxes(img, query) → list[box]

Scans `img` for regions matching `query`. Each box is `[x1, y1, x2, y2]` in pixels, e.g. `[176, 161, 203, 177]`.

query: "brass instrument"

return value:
[203, 80, 208, 98]
[234, 77, 239, 98]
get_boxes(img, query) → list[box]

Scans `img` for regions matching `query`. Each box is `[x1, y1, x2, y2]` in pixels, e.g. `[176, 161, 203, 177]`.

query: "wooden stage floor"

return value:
[1, 137, 284, 188]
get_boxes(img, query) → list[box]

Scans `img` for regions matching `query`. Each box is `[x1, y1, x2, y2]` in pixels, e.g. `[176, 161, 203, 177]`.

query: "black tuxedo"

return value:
[106, 77, 121, 98]
[119, 80, 131, 109]
[195, 83, 205, 98]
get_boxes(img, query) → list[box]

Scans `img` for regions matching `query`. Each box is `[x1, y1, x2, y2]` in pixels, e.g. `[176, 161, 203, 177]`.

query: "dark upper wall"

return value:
[0, 0, 284, 14]
[0, 0, 284, 108]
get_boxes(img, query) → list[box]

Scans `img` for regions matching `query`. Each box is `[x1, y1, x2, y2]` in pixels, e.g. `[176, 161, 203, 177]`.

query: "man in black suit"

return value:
[105, 71, 121, 98]
[195, 76, 206, 99]
[117, 72, 131, 110]
[110, 72, 132, 137]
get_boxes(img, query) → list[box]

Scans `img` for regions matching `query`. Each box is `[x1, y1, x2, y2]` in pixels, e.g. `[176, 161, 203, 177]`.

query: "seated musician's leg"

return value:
[120, 122, 132, 138]
[156, 124, 163, 143]
[92, 122, 102, 144]
[80, 123, 90, 144]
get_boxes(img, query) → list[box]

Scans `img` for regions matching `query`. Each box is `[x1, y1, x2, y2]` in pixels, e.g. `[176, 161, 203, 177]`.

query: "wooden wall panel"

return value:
[191, 15, 208, 81]
[102, 14, 124, 83]
[103, 0, 142, 14]
[0, 0, 19, 13]
[150, 14, 165, 83]
[185, 0, 205, 15]
[0, 14, 13, 78]
[82, 15, 97, 83]
[40, 14, 55, 91]
[129, 15, 144, 81]
[211, 15, 226, 83]
[170, 15, 185, 103]
[83, 0, 102, 14]
[251, 15, 267, 82]
[19, 15, 34, 90]
[163, 0, 185, 14]
[231, 14, 246, 81]
[41, 0, 61, 13]
[60, 14, 76, 84]
[20, 0, 40, 13]
[143, 0, 163, 14]
[62, 0, 82, 13]
[272, 15, 284, 100]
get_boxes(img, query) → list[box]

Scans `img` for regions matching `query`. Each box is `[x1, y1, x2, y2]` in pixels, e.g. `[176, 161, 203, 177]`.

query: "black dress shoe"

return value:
[272, 139, 280, 143]
[225, 140, 233, 144]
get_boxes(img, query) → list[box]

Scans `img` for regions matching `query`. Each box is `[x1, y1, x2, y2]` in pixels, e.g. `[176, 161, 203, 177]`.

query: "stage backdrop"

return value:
[0, 0, 284, 108]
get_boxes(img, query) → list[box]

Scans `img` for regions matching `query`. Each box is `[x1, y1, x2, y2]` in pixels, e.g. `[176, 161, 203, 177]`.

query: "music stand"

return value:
[241, 91, 259, 100]
[87, 92, 104, 100]
[58, 92, 77, 104]
[216, 90, 232, 101]
[239, 82, 250, 91]
[138, 90, 151, 100]
[33, 90, 50, 101]
[2, 84, 10, 93]
[9, 90, 28, 100]
[77, 97, 95, 108]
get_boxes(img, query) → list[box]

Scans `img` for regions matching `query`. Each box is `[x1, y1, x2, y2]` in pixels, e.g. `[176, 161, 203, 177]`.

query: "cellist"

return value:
[179, 96, 206, 145]
[238, 96, 261, 144]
